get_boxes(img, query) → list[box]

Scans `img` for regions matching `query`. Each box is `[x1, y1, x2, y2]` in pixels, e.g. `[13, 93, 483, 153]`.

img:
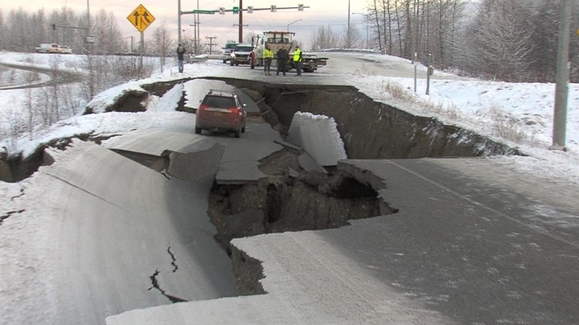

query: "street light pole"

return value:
[347, 0, 351, 48]
[552, 0, 572, 150]
[352, 13, 368, 49]
[287, 19, 302, 31]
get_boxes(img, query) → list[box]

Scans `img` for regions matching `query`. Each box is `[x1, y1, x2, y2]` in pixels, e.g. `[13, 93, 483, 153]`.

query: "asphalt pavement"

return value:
[107, 156, 579, 324]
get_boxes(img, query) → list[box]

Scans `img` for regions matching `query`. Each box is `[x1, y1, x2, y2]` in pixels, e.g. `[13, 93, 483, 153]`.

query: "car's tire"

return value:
[250, 57, 255, 69]
[234, 129, 241, 138]
[223, 59, 226, 63]
[230, 61, 234, 66]
[195, 127, 201, 134]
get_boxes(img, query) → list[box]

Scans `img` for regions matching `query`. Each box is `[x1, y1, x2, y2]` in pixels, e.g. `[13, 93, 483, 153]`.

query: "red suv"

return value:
[195, 90, 247, 137]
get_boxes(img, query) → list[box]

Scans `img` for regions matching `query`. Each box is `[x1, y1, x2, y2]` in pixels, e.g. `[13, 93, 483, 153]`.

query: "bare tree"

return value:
[309, 25, 340, 50]
[342, 24, 363, 48]
[470, 0, 534, 81]
[91, 9, 125, 54]
[526, 0, 559, 81]
[151, 21, 175, 67]
[371, 0, 383, 52]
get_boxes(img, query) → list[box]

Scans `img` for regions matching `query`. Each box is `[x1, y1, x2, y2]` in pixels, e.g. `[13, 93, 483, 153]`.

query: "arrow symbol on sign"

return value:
[143, 12, 151, 24]
[133, 11, 141, 28]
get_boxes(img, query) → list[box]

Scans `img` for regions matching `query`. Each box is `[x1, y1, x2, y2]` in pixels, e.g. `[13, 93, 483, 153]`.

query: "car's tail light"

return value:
[198, 104, 209, 111]
[227, 107, 240, 114]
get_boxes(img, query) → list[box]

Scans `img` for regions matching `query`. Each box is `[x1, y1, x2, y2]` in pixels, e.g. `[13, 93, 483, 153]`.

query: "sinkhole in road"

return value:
[208, 150, 392, 250]
[205, 149, 396, 295]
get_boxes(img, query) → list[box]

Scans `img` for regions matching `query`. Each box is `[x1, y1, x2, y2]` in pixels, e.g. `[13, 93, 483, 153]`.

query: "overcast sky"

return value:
[2, 0, 370, 48]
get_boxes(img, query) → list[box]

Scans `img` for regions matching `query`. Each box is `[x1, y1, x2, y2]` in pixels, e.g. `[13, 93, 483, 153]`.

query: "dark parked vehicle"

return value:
[195, 90, 247, 137]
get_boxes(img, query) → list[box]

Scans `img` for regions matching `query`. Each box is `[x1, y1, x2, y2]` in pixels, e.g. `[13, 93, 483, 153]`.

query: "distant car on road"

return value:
[59, 45, 72, 54]
[222, 41, 239, 63]
[229, 44, 254, 66]
[195, 90, 247, 138]
[35, 43, 60, 53]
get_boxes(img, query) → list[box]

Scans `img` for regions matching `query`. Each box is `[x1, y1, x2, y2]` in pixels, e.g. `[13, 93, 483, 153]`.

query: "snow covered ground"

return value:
[0, 50, 578, 324]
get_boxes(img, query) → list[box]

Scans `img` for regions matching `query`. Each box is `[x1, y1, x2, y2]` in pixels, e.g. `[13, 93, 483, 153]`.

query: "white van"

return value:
[35, 43, 60, 53]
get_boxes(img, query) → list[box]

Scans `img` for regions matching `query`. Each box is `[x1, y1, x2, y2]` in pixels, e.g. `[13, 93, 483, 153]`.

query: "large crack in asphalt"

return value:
[0, 209, 25, 225]
[208, 148, 394, 249]
[205, 148, 397, 294]
[167, 246, 179, 273]
[148, 269, 188, 303]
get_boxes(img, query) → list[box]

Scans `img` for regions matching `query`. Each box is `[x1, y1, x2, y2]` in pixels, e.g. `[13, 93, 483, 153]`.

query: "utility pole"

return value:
[552, 0, 572, 150]
[197, 0, 200, 52]
[238, 0, 243, 43]
[178, 0, 182, 45]
[205, 36, 217, 54]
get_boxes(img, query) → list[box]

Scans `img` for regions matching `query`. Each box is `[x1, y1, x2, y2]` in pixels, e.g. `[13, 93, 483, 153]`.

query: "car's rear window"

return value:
[202, 96, 236, 108]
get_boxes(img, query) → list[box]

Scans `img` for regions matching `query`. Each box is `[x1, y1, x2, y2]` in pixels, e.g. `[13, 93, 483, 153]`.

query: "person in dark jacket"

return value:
[276, 46, 288, 76]
[177, 44, 186, 73]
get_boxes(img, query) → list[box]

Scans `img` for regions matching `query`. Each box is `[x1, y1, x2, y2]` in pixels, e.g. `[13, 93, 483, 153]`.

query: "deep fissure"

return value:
[0, 209, 25, 225]
[148, 269, 188, 303]
[207, 148, 389, 249]
[167, 246, 179, 273]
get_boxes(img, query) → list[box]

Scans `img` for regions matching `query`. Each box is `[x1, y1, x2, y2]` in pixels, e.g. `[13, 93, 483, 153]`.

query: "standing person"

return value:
[176, 44, 186, 73]
[276, 46, 288, 76]
[293, 45, 303, 76]
[263, 46, 274, 76]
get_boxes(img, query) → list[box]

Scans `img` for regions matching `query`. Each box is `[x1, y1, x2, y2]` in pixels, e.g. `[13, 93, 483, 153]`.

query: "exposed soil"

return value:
[207, 146, 388, 251]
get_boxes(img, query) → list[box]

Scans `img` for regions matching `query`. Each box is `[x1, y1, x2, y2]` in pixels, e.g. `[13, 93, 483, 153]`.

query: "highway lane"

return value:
[107, 157, 579, 325]
[16, 114, 284, 324]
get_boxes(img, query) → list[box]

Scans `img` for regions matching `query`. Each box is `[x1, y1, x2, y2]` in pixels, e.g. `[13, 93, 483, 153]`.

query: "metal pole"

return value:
[366, 18, 369, 49]
[196, 0, 200, 54]
[413, 0, 417, 93]
[86, 0, 90, 33]
[194, 15, 197, 54]
[140, 32, 144, 74]
[347, 0, 351, 48]
[178, 0, 182, 46]
[552, 0, 572, 150]
[239, 0, 243, 43]
[287, 19, 302, 32]
[426, 53, 431, 95]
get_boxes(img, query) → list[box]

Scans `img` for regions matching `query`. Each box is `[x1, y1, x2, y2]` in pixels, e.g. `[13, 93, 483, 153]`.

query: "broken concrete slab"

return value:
[286, 112, 347, 167]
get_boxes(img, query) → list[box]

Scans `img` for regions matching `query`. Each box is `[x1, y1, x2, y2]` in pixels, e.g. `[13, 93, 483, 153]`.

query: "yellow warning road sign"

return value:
[127, 4, 155, 33]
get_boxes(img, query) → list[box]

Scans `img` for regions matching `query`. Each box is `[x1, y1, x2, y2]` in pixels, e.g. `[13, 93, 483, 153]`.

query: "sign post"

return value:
[127, 4, 155, 76]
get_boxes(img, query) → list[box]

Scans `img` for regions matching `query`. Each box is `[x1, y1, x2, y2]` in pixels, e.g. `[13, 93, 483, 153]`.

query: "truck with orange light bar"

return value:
[249, 31, 328, 72]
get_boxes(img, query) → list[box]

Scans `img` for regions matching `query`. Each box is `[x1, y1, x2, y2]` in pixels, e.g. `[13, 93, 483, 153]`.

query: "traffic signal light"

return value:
[51, 24, 56, 30]
[247, 6, 253, 13]
[298, 4, 304, 11]
[233, 6, 239, 14]
[271, 5, 277, 12]
[219, 7, 225, 15]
